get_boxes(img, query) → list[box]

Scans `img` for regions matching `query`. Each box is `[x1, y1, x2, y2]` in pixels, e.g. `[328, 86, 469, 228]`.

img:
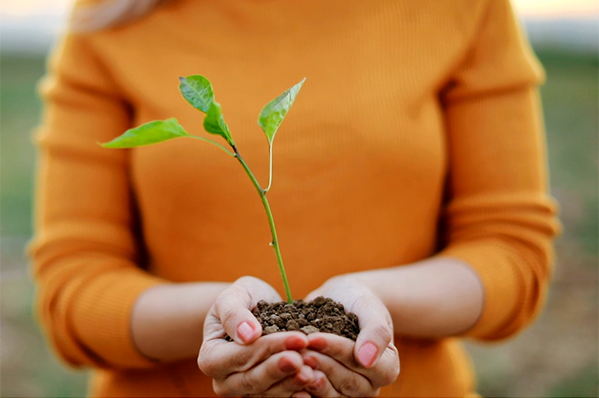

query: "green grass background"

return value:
[1, 48, 597, 397]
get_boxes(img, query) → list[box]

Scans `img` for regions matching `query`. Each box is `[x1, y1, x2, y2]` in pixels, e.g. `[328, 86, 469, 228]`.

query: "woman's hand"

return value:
[300, 276, 400, 397]
[198, 276, 316, 397]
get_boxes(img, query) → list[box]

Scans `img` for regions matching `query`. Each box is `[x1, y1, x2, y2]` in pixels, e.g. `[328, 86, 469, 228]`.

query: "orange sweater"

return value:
[30, 0, 560, 396]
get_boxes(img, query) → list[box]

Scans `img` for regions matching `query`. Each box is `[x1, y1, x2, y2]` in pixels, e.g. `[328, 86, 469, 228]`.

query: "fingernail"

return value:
[357, 342, 378, 368]
[285, 336, 307, 351]
[279, 356, 298, 373]
[307, 337, 326, 351]
[236, 322, 255, 343]
[302, 355, 318, 369]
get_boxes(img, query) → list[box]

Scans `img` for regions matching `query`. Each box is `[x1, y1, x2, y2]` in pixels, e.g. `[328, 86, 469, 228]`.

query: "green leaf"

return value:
[179, 75, 214, 113]
[258, 77, 306, 145]
[101, 118, 189, 148]
[203, 101, 235, 147]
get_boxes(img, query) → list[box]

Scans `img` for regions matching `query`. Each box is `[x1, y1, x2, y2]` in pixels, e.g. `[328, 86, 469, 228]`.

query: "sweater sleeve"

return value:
[438, 0, 561, 341]
[28, 31, 166, 369]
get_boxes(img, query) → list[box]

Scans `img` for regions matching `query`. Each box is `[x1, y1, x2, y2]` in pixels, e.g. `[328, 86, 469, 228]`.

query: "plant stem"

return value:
[264, 144, 273, 193]
[187, 134, 235, 157]
[233, 150, 293, 303]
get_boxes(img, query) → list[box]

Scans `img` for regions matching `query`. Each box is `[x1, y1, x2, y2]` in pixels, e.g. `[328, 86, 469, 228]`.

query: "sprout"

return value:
[101, 75, 306, 303]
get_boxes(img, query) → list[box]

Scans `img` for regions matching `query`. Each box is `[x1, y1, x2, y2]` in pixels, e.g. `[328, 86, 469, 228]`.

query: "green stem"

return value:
[233, 151, 293, 303]
[187, 134, 235, 157]
[264, 144, 273, 193]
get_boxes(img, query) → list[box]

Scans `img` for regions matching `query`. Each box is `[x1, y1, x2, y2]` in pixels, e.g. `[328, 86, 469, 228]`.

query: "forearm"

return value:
[131, 282, 230, 362]
[351, 257, 484, 338]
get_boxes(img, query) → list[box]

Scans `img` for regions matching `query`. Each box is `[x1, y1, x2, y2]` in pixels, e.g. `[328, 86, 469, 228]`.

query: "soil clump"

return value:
[226, 296, 360, 341]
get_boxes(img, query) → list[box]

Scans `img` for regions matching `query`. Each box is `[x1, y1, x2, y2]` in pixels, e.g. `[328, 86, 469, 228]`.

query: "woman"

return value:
[30, 0, 560, 396]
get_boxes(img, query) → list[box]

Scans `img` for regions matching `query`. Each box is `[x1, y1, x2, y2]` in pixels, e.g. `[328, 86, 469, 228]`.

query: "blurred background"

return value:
[0, 0, 597, 396]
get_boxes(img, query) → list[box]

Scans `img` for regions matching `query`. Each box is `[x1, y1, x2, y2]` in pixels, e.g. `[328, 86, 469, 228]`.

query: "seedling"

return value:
[101, 75, 305, 304]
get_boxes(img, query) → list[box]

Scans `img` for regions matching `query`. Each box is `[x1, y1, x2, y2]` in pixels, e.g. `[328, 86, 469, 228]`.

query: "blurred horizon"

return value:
[0, 0, 598, 54]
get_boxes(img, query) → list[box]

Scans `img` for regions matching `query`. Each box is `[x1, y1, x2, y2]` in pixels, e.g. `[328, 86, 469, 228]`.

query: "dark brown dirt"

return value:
[254, 296, 360, 340]
[225, 296, 360, 341]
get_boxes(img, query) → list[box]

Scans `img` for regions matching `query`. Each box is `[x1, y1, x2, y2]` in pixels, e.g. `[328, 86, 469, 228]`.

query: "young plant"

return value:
[101, 75, 305, 304]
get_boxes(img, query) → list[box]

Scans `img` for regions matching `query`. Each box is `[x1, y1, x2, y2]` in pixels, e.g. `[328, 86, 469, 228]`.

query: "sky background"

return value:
[0, 0, 598, 53]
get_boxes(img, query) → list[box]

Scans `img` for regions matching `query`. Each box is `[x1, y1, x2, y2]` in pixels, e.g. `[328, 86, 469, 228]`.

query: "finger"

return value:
[214, 351, 307, 397]
[306, 369, 347, 397]
[306, 333, 399, 388]
[199, 331, 308, 379]
[249, 365, 316, 397]
[216, 276, 282, 345]
[203, 311, 228, 341]
[351, 294, 394, 369]
[290, 391, 312, 398]
[307, 333, 358, 368]
[303, 352, 374, 397]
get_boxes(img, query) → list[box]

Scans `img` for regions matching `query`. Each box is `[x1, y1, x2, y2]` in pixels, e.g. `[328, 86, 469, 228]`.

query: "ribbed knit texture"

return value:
[29, 0, 560, 396]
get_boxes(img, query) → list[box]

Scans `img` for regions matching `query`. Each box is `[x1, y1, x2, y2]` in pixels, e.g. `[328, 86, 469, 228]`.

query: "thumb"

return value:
[352, 299, 394, 368]
[214, 276, 280, 344]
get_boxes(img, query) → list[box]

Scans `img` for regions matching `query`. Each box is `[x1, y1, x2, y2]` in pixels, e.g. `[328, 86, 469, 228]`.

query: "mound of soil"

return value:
[247, 296, 360, 341]
[225, 296, 359, 341]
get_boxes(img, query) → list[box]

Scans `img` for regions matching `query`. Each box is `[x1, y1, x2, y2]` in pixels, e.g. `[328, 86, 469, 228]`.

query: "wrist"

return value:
[131, 282, 230, 361]
[347, 258, 485, 338]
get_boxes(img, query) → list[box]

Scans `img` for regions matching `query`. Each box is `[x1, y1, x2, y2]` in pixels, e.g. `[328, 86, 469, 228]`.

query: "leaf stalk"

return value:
[264, 144, 274, 194]
[187, 135, 235, 157]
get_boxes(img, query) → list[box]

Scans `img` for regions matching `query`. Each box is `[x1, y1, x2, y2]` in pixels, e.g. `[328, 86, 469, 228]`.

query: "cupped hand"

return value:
[301, 276, 400, 397]
[198, 276, 315, 397]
